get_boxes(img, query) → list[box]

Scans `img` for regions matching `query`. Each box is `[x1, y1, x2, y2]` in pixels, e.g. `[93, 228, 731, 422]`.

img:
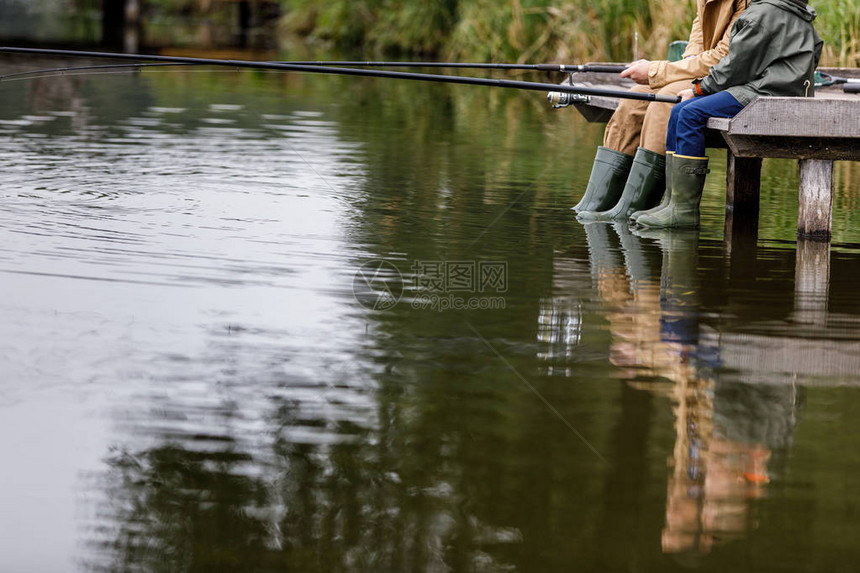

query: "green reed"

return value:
[277, 0, 859, 66]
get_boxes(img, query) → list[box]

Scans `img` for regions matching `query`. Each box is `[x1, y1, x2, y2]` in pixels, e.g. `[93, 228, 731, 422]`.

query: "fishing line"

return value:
[0, 69, 177, 83]
[0, 62, 187, 82]
[0, 66, 299, 83]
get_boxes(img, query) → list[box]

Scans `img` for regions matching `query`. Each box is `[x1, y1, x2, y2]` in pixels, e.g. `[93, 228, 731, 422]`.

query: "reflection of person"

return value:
[630, 229, 802, 555]
[593, 226, 699, 382]
[574, 0, 748, 222]
[663, 379, 802, 555]
[636, 0, 823, 229]
[594, 224, 665, 377]
[577, 225, 802, 555]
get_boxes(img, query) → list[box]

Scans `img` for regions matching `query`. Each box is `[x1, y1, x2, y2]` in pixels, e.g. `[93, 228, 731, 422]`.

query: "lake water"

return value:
[1, 55, 860, 572]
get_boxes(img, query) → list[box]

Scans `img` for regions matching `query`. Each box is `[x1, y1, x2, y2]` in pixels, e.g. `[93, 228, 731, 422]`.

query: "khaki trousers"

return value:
[602, 79, 695, 156]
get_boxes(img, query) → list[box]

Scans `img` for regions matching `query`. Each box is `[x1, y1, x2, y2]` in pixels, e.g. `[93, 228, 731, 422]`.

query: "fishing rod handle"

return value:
[579, 65, 629, 74]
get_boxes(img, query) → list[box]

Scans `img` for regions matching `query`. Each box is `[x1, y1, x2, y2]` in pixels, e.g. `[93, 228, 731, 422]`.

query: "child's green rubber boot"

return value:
[635, 155, 709, 229]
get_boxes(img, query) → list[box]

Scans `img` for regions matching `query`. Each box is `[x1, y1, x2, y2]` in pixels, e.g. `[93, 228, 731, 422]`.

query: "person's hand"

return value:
[620, 59, 652, 85]
[678, 89, 694, 101]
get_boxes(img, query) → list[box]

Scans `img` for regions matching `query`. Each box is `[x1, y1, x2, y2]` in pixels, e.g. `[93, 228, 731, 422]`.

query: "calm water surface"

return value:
[1, 56, 860, 572]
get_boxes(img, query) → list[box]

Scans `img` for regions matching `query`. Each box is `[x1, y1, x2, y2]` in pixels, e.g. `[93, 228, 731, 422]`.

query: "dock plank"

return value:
[729, 97, 860, 138]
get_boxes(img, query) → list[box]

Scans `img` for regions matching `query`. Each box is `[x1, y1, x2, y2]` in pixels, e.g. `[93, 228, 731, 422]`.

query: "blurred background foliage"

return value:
[0, 0, 857, 65]
[275, 0, 859, 65]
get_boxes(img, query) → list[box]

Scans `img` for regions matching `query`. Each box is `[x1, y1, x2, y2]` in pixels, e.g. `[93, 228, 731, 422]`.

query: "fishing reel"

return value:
[547, 91, 591, 109]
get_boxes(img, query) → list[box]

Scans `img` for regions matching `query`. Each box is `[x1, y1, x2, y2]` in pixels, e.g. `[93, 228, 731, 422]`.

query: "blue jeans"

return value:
[666, 91, 744, 157]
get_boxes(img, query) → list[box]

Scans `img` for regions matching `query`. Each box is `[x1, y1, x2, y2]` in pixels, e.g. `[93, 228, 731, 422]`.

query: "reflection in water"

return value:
[4, 56, 860, 572]
[573, 224, 806, 556]
[536, 257, 586, 373]
[0, 61, 580, 571]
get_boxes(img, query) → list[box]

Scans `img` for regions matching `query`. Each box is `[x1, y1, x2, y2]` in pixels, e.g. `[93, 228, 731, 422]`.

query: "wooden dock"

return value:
[563, 68, 860, 241]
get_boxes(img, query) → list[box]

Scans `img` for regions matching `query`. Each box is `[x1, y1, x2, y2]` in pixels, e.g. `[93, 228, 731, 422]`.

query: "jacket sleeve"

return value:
[684, 13, 705, 57]
[813, 31, 824, 68]
[647, 4, 741, 89]
[698, 16, 768, 95]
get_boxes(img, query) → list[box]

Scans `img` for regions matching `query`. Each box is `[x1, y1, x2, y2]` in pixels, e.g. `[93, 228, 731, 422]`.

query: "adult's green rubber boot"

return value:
[630, 151, 673, 223]
[578, 147, 665, 221]
[572, 146, 633, 213]
[636, 155, 709, 229]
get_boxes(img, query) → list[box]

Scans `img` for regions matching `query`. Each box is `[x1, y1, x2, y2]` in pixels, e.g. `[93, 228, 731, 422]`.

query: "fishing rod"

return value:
[0, 47, 679, 104]
[0, 60, 627, 83]
[0, 56, 627, 76]
[260, 61, 626, 73]
[284, 61, 626, 73]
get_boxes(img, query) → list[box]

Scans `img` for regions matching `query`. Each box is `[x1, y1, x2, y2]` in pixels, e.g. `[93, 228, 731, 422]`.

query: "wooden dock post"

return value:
[725, 153, 762, 215]
[797, 159, 834, 241]
[794, 239, 830, 325]
[724, 151, 761, 247]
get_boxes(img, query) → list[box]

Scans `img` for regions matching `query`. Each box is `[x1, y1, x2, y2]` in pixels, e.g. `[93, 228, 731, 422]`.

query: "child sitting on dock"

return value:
[574, 0, 748, 222]
[633, 0, 823, 229]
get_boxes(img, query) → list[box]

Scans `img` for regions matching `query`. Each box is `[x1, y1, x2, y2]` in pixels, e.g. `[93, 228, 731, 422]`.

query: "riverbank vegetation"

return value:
[277, 0, 860, 66]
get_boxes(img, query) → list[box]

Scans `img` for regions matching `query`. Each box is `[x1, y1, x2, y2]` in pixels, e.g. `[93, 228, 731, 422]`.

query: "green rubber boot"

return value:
[630, 151, 673, 223]
[572, 146, 633, 214]
[578, 147, 666, 221]
[635, 155, 709, 229]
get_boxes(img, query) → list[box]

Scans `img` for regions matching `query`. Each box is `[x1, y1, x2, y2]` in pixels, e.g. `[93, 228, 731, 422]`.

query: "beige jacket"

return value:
[648, 0, 749, 88]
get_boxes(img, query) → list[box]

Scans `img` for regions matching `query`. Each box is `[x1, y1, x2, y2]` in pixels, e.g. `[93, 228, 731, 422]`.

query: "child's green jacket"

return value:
[696, 0, 824, 105]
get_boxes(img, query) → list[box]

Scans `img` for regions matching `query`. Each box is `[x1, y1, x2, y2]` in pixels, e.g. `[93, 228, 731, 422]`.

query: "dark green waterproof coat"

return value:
[697, 0, 823, 105]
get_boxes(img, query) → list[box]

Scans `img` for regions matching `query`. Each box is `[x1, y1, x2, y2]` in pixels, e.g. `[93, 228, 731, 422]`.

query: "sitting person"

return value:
[574, 0, 750, 222]
[634, 0, 823, 229]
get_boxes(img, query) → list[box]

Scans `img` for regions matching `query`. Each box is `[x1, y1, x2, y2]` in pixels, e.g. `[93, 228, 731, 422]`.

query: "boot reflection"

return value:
[561, 224, 803, 555]
[629, 228, 801, 556]
[601, 223, 664, 377]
